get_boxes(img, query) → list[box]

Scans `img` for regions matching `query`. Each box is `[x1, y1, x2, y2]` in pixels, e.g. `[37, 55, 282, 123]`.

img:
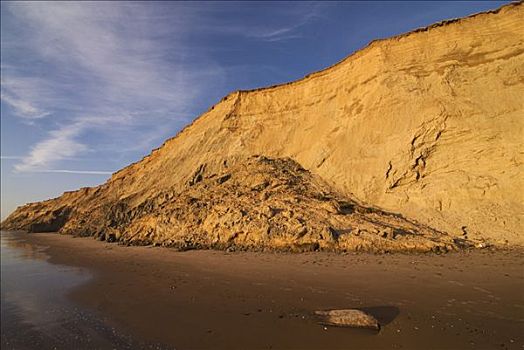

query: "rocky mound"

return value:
[2, 3, 523, 249]
[3, 156, 469, 252]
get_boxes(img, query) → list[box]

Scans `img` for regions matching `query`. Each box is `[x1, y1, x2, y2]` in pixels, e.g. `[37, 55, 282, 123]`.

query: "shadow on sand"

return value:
[359, 306, 400, 326]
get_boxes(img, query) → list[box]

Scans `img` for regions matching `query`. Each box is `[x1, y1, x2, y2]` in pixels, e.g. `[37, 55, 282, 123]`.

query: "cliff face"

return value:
[3, 3, 523, 250]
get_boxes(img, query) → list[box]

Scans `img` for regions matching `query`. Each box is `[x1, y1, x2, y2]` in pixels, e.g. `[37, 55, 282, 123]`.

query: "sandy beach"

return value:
[1, 231, 523, 349]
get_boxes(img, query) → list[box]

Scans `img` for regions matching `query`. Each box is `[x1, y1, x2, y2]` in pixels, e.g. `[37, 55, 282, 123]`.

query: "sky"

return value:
[0, 1, 509, 219]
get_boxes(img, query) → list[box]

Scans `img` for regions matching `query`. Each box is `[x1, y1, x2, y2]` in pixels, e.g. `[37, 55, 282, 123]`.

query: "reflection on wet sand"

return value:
[0, 231, 165, 349]
[2, 232, 49, 260]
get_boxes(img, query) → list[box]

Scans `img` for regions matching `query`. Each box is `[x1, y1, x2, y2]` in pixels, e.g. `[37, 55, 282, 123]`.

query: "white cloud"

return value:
[0, 156, 23, 160]
[32, 169, 113, 175]
[245, 12, 318, 42]
[0, 89, 50, 119]
[206, 2, 325, 42]
[14, 114, 136, 172]
[0, 75, 76, 117]
[14, 122, 88, 172]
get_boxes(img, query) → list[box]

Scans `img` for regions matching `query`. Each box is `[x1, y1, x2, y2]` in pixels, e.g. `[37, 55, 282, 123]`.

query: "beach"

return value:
[1, 231, 523, 349]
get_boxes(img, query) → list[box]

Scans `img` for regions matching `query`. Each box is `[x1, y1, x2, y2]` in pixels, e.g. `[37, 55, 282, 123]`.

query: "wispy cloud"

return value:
[0, 156, 24, 160]
[0, 90, 50, 119]
[32, 169, 113, 175]
[13, 114, 135, 172]
[14, 122, 88, 172]
[243, 4, 323, 42]
[202, 2, 325, 43]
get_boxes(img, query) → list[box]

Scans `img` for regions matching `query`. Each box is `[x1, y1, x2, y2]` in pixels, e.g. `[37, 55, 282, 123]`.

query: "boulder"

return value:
[315, 309, 380, 330]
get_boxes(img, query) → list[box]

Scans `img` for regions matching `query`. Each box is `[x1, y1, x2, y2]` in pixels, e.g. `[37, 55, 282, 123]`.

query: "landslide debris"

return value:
[2, 156, 469, 252]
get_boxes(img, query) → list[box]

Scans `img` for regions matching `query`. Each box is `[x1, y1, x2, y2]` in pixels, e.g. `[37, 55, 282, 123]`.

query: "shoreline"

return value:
[6, 231, 524, 349]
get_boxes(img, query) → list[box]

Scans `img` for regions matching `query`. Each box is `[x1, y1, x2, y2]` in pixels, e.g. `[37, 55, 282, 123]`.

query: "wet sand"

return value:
[4, 232, 524, 349]
[1, 232, 165, 350]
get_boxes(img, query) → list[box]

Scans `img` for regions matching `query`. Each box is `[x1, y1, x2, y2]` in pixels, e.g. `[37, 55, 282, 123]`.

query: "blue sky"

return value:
[0, 1, 509, 219]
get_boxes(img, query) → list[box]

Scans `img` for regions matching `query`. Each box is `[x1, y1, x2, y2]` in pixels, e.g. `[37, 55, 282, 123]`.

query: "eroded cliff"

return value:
[3, 3, 523, 250]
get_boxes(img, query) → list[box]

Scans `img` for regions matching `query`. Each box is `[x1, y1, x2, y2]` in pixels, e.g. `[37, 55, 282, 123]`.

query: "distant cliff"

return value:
[3, 2, 523, 251]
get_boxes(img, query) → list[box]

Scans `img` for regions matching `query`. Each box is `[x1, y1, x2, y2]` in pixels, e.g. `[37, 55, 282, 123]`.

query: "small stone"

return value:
[259, 191, 269, 201]
[315, 309, 380, 330]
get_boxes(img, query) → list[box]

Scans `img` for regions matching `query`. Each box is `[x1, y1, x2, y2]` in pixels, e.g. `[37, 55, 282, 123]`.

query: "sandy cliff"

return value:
[3, 3, 523, 250]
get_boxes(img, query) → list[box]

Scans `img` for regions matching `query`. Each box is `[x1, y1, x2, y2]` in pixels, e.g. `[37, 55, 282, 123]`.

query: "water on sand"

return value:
[0, 231, 163, 349]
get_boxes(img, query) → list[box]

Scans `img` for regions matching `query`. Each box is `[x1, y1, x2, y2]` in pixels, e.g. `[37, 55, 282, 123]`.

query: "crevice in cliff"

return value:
[386, 113, 449, 191]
